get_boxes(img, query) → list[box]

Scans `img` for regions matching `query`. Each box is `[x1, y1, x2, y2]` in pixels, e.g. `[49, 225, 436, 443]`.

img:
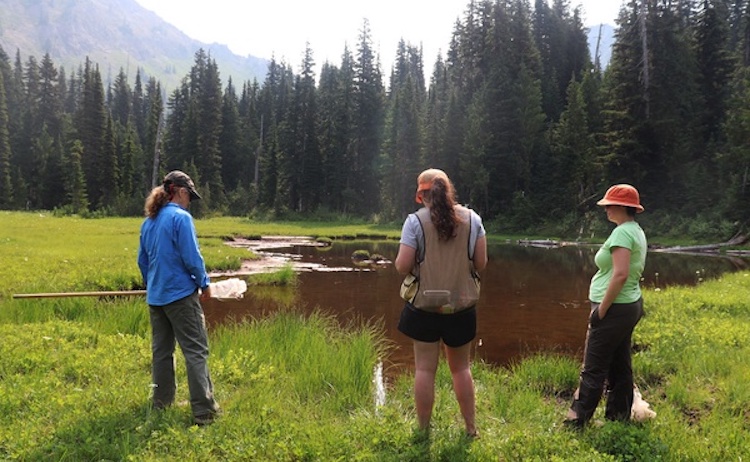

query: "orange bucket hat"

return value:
[596, 184, 644, 213]
[414, 168, 449, 204]
[415, 179, 432, 204]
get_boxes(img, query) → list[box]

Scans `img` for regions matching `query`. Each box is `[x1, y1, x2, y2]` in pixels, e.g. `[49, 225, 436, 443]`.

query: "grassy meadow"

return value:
[1, 211, 749, 460]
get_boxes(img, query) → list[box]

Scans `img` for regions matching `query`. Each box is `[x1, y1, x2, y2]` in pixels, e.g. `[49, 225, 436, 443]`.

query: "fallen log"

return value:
[518, 239, 559, 247]
[652, 233, 748, 254]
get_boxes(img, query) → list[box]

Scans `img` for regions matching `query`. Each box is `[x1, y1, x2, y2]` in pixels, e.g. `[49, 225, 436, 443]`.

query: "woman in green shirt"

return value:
[564, 184, 647, 429]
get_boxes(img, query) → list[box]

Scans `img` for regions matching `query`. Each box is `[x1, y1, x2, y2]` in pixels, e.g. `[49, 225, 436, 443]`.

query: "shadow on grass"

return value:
[400, 428, 475, 462]
[20, 404, 191, 461]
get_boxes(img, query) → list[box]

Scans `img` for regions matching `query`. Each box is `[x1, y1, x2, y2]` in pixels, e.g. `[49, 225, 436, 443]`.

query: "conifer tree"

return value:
[0, 68, 13, 208]
[196, 53, 225, 206]
[381, 40, 425, 218]
[257, 58, 294, 210]
[143, 77, 163, 190]
[285, 43, 321, 212]
[695, 0, 734, 143]
[238, 78, 260, 198]
[110, 68, 132, 129]
[77, 58, 108, 208]
[546, 78, 596, 222]
[351, 18, 385, 215]
[65, 139, 89, 213]
[721, 66, 750, 220]
[38, 54, 62, 139]
[220, 77, 243, 191]
[132, 70, 146, 151]
[317, 48, 355, 212]
[422, 56, 450, 169]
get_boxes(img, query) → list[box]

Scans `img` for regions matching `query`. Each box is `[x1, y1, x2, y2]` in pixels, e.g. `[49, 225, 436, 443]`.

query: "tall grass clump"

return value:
[212, 308, 386, 413]
[246, 263, 298, 286]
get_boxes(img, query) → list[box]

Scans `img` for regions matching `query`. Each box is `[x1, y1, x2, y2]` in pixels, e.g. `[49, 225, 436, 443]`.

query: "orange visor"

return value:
[415, 180, 433, 204]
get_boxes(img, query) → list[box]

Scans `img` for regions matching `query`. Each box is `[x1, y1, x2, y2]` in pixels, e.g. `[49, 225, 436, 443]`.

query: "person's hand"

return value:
[598, 305, 609, 319]
[200, 285, 212, 301]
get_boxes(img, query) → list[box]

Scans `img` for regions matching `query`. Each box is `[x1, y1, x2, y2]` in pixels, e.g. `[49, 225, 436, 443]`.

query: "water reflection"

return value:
[203, 241, 750, 372]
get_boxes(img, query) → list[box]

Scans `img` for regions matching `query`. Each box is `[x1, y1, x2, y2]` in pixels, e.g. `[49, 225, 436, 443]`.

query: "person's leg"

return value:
[569, 305, 618, 425]
[570, 301, 643, 425]
[445, 342, 476, 436]
[149, 305, 177, 408]
[604, 335, 634, 421]
[605, 299, 644, 421]
[413, 340, 441, 430]
[164, 293, 219, 419]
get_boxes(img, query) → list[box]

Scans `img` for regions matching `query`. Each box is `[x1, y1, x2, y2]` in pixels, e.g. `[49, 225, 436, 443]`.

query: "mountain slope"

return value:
[0, 0, 269, 90]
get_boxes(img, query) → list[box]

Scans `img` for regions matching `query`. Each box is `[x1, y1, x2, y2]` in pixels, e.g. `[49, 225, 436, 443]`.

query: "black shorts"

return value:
[397, 303, 477, 347]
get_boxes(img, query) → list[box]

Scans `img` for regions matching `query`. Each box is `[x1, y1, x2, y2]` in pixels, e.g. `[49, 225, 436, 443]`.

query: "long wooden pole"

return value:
[12, 290, 147, 299]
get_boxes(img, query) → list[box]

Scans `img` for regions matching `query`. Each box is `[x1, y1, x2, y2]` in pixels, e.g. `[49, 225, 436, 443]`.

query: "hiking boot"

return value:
[562, 418, 585, 431]
[194, 412, 218, 426]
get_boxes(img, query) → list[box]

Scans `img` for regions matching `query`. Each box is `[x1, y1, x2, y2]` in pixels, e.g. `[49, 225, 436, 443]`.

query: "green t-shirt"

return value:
[588, 221, 647, 304]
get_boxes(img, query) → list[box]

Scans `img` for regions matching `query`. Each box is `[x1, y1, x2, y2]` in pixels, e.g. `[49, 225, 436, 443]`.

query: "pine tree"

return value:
[256, 58, 294, 210]
[721, 66, 750, 220]
[287, 43, 321, 213]
[196, 53, 225, 206]
[238, 78, 260, 197]
[110, 68, 132, 129]
[546, 79, 596, 222]
[65, 139, 89, 213]
[695, 0, 734, 143]
[220, 77, 244, 191]
[422, 56, 449, 169]
[132, 70, 146, 152]
[351, 18, 385, 215]
[317, 48, 355, 212]
[77, 58, 108, 209]
[381, 40, 425, 219]
[143, 77, 163, 190]
[0, 67, 13, 208]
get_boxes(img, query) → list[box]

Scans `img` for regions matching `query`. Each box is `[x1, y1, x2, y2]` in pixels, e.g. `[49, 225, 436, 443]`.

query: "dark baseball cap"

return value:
[163, 170, 202, 201]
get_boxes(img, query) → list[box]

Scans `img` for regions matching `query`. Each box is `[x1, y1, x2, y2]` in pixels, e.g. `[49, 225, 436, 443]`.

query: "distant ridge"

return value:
[0, 0, 269, 91]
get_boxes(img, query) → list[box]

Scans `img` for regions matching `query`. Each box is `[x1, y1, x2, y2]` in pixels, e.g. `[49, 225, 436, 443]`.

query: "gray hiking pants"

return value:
[149, 291, 219, 417]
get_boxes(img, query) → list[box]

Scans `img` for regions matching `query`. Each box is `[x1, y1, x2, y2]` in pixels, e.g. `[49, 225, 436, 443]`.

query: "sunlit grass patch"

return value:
[246, 263, 298, 286]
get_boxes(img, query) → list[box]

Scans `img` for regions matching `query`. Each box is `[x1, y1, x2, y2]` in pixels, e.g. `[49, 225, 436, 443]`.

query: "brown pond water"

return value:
[203, 241, 750, 373]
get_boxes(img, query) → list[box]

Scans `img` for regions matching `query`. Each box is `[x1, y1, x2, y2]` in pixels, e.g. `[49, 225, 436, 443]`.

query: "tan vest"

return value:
[411, 205, 480, 313]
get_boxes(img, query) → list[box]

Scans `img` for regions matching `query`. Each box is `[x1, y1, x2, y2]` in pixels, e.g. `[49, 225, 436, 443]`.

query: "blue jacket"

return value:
[138, 202, 210, 306]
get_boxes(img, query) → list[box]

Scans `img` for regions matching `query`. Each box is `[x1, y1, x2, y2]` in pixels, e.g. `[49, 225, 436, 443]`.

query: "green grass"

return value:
[1, 211, 750, 460]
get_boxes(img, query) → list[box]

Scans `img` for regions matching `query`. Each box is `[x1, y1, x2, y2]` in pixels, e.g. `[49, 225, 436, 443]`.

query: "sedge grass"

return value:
[2, 211, 750, 459]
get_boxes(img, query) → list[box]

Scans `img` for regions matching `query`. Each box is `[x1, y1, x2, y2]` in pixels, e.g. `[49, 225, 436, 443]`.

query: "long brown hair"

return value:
[417, 169, 462, 240]
[144, 186, 171, 218]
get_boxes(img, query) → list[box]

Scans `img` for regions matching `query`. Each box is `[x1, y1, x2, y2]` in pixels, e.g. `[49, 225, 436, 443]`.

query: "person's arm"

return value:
[176, 215, 210, 290]
[473, 235, 487, 271]
[137, 233, 149, 285]
[395, 244, 417, 275]
[597, 246, 630, 318]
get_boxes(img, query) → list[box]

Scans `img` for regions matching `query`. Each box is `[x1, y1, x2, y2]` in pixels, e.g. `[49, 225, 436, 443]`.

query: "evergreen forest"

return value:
[0, 0, 749, 239]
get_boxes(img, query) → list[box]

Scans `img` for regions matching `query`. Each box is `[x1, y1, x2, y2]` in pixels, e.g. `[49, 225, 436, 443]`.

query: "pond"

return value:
[203, 240, 750, 373]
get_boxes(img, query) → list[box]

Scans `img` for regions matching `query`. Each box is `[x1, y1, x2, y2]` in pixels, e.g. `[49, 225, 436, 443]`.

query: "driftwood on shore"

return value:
[518, 233, 750, 257]
[651, 233, 749, 255]
[518, 239, 560, 248]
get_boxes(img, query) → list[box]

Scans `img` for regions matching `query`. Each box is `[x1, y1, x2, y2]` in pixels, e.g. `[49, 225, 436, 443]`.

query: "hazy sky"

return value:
[133, 0, 623, 74]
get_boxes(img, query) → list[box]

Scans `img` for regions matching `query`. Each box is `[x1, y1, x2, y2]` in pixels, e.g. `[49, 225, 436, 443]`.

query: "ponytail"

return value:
[144, 186, 171, 218]
[417, 169, 462, 240]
